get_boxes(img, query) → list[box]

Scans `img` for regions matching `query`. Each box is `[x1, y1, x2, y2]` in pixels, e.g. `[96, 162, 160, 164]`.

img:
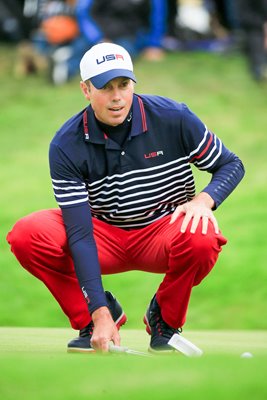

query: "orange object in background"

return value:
[41, 16, 79, 44]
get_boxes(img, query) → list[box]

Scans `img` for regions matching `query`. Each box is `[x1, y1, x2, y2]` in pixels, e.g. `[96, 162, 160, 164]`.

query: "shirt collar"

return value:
[131, 94, 148, 137]
[83, 94, 148, 144]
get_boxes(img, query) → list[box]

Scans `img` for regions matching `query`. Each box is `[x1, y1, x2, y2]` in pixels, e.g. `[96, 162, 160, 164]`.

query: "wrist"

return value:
[92, 306, 111, 322]
[194, 192, 215, 209]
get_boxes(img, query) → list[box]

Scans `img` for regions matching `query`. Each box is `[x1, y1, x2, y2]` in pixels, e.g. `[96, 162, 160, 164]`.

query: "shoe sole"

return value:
[115, 312, 127, 329]
[67, 347, 96, 354]
[148, 347, 175, 354]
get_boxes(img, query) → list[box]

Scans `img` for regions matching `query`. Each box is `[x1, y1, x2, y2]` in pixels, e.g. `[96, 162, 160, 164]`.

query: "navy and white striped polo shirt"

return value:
[49, 94, 244, 312]
[50, 94, 243, 227]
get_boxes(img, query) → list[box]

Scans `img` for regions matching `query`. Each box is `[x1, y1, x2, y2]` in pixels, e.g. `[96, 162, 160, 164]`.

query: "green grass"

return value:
[1, 44, 267, 330]
[1, 328, 267, 400]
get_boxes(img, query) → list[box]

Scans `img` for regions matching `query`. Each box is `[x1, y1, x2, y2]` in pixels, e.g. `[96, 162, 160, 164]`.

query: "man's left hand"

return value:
[170, 192, 219, 235]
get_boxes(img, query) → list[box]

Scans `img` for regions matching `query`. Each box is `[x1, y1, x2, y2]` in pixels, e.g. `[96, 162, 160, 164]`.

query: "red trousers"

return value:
[6, 209, 227, 330]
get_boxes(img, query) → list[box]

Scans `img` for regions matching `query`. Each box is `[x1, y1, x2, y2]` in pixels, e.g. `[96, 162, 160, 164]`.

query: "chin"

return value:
[110, 116, 126, 126]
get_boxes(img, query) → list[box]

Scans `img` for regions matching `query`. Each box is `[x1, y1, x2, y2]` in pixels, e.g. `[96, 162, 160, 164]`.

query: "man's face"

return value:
[81, 77, 134, 126]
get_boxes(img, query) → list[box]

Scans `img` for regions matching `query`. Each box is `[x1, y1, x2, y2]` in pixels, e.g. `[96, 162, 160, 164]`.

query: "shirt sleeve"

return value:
[49, 142, 107, 314]
[181, 105, 245, 208]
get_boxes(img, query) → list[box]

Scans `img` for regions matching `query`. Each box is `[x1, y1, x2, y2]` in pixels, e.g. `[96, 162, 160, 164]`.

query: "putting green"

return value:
[1, 327, 266, 355]
[1, 328, 267, 400]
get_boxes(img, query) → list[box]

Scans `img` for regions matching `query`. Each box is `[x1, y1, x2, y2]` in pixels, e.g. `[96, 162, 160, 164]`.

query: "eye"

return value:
[121, 80, 130, 88]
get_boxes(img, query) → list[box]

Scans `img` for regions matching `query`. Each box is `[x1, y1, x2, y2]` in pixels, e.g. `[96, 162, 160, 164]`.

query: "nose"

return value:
[111, 87, 122, 102]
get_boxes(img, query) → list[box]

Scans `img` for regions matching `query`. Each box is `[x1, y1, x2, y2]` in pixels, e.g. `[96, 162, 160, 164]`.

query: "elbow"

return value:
[238, 158, 245, 180]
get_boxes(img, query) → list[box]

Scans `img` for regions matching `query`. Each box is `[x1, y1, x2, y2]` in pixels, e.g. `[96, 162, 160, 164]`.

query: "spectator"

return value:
[173, 0, 234, 52]
[76, 0, 168, 61]
[15, 0, 170, 84]
[212, 0, 240, 31]
[0, 0, 29, 42]
[238, 0, 267, 81]
[15, 0, 87, 84]
[30, 0, 85, 84]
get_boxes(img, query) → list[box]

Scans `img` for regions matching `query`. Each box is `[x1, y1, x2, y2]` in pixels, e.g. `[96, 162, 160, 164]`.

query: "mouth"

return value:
[108, 106, 124, 113]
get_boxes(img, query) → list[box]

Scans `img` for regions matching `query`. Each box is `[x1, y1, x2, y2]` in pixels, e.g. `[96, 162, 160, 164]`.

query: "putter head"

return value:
[168, 334, 203, 357]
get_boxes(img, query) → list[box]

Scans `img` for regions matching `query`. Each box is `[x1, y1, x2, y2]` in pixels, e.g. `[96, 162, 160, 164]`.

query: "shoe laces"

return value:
[80, 321, 94, 338]
[155, 315, 182, 339]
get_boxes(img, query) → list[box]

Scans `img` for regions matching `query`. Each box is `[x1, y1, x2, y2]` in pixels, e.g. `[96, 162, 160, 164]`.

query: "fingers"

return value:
[187, 213, 201, 234]
[189, 212, 219, 235]
[170, 204, 219, 235]
[209, 214, 219, 234]
[91, 325, 121, 353]
[112, 331, 121, 347]
[90, 336, 109, 352]
[200, 215, 208, 235]
[180, 210, 194, 233]
[170, 205, 183, 224]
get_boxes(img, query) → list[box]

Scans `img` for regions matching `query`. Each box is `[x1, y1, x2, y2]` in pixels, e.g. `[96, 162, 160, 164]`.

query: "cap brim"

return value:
[90, 69, 136, 89]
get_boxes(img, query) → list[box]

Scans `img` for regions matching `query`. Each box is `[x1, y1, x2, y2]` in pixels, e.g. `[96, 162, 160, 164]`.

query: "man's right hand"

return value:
[90, 306, 120, 352]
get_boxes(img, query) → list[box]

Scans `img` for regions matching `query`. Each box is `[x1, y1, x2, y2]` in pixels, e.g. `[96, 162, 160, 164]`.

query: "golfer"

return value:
[7, 42, 245, 353]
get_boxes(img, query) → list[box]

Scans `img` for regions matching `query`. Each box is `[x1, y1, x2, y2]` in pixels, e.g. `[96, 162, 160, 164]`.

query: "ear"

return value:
[80, 81, 91, 101]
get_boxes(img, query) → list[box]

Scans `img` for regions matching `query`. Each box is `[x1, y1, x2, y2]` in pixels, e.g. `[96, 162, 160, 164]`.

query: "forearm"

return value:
[203, 156, 245, 208]
[69, 239, 107, 314]
[61, 205, 107, 314]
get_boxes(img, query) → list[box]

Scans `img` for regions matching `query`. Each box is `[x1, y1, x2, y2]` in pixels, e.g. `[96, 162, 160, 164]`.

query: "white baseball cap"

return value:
[80, 42, 137, 88]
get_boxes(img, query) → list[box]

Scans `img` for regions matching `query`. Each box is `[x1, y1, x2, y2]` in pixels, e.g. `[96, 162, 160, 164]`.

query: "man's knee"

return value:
[171, 221, 227, 264]
[192, 227, 227, 262]
[6, 209, 65, 264]
[6, 215, 35, 265]
[190, 231, 217, 259]
[7, 213, 36, 245]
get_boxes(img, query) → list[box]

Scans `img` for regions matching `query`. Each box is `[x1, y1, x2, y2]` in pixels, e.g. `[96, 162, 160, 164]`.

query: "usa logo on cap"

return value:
[80, 42, 137, 89]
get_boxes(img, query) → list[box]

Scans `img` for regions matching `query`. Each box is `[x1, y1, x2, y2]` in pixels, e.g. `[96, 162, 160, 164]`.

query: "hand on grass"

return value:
[90, 306, 120, 352]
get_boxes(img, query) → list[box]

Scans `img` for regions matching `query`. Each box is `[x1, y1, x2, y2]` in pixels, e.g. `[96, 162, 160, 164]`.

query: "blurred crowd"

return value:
[1, 0, 267, 84]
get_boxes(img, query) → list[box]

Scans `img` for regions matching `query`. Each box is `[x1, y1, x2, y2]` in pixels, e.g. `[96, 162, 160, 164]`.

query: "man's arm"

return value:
[49, 141, 119, 351]
[61, 205, 107, 312]
[62, 204, 121, 352]
[171, 105, 245, 233]
[170, 152, 244, 234]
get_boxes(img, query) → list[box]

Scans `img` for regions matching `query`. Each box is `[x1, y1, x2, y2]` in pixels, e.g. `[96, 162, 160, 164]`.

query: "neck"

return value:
[96, 109, 132, 132]
[95, 108, 133, 146]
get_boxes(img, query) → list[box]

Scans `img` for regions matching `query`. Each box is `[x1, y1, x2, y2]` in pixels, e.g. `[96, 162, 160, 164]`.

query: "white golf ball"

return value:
[240, 352, 253, 358]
